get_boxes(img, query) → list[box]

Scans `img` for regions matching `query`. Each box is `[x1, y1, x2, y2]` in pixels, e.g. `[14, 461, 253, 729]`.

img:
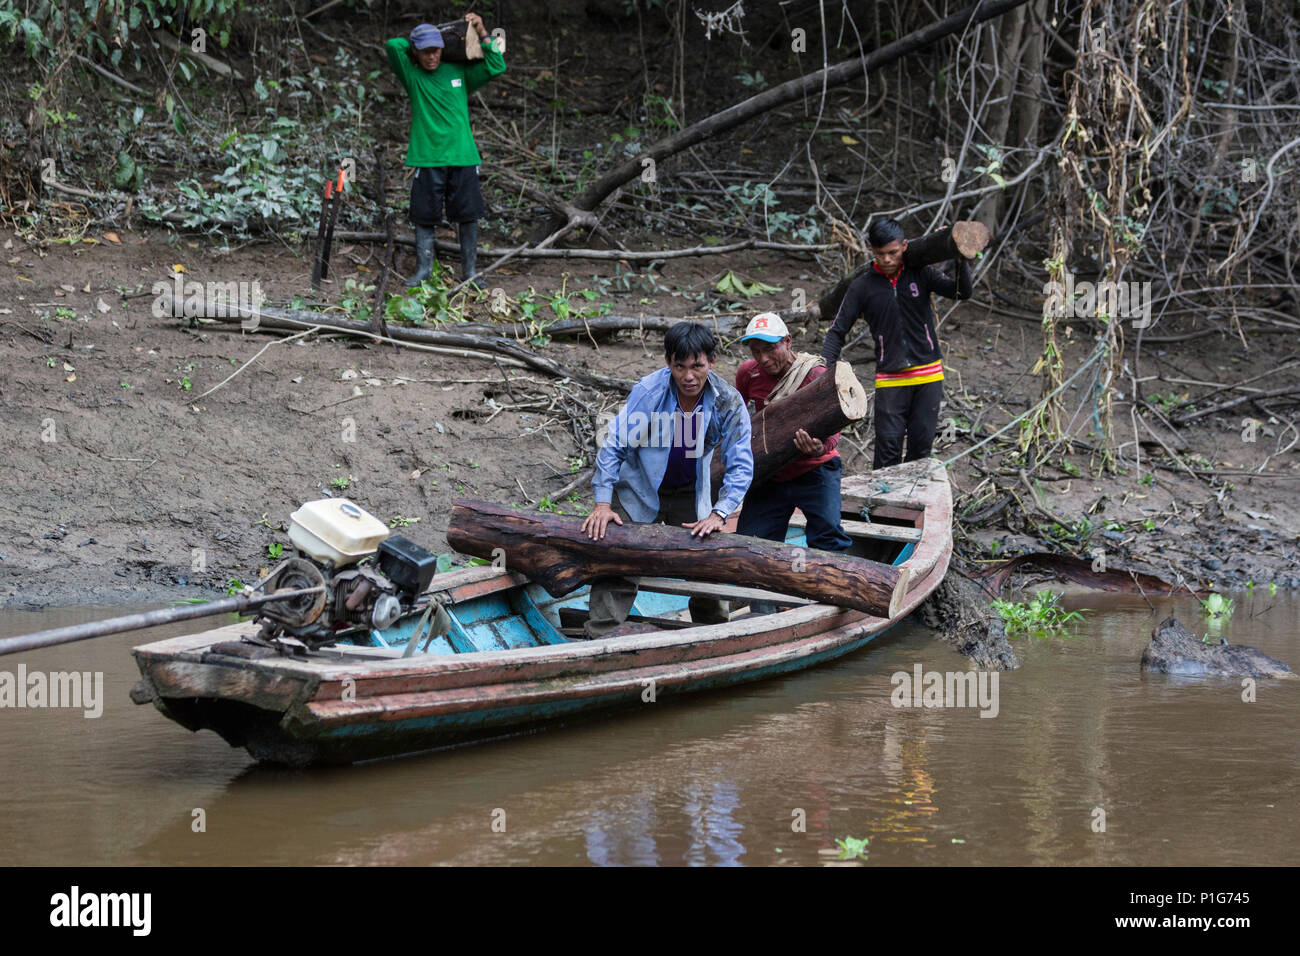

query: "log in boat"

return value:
[129, 458, 952, 765]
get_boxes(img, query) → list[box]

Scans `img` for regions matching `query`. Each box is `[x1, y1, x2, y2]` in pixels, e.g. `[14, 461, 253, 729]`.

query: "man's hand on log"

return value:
[465, 12, 488, 38]
[582, 502, 623, 540]
[683, 513, 725, 539]
[793, 428, 825, 458]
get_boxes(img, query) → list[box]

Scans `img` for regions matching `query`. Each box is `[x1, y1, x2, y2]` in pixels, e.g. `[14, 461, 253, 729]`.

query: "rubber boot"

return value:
[405, 225, 437, 287]
[458, 220, 482, 291]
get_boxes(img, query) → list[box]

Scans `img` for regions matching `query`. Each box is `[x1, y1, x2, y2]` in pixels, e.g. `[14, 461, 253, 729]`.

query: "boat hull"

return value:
[132, 460, 952, 765]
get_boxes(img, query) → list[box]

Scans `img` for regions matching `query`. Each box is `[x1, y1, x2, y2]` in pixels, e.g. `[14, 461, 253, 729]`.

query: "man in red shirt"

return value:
[735, 313, 852, 563]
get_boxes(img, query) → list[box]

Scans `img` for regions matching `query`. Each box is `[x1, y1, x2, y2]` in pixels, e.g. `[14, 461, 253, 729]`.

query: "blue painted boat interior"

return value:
[354, 523, 911, 656]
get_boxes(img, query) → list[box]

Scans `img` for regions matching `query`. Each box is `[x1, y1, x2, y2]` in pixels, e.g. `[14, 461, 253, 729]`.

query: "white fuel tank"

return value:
[288, 499, 390, 566]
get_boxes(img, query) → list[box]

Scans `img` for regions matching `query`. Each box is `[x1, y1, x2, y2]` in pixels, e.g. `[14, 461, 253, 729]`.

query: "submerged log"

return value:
[447, 500, 908, 618]
[1141, 616, 1294, 678]
[817, 221, 990, 326]
[710, 360, 868, 496]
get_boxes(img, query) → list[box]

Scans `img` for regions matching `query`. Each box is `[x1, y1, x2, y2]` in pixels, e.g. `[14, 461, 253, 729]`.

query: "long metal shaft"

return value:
[0, 587, 325, 658]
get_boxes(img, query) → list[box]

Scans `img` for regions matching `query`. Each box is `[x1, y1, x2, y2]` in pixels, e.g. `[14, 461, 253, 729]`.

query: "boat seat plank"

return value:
[558, 606, 692, 632]
[788, 513, 921, 542]
[634, 577, 813, 606]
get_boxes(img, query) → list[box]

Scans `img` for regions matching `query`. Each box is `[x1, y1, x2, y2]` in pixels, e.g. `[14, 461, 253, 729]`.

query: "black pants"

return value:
[409, 166, 485, 226]
[873, 380, 942, 469]
[736, 458, 852, 552]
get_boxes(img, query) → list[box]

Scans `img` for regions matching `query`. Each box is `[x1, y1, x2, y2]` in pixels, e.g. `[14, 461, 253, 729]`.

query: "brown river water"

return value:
[1, 593, 1296, 866]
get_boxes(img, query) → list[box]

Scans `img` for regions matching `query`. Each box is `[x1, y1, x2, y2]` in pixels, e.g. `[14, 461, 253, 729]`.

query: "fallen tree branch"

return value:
[152, 29, 245, 80]
[190, 304, 634, 392]
[1172, 383, 1300, 425]
[329, 231, 829, 260]
[548, 0, 1033, 231]
[74, 54, 147, 95]
[452, 312, 751, 339]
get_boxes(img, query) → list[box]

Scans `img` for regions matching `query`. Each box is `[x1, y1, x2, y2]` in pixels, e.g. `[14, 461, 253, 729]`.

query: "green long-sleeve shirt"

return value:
[385, 35, 506, 167]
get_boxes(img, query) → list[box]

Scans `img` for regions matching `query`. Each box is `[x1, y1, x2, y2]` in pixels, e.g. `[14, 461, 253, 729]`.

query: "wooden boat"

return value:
[130, 458, 951, 765]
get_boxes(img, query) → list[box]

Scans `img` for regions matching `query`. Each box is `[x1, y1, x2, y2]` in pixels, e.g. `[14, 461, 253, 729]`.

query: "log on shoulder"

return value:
[817, 221, 990, 325]
[902, 221, 990, 268]
[711, 360, 867, 496]
[447, 500, 907, 618]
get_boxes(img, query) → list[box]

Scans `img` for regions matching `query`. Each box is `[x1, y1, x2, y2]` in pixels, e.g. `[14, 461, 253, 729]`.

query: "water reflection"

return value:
[1, 595, 1297, 865]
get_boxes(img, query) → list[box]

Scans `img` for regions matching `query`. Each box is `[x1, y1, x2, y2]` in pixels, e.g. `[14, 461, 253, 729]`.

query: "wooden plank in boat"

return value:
[634, 576, 814, 606]
[788, 513, 921, 542]
[558, 606, 692, 632]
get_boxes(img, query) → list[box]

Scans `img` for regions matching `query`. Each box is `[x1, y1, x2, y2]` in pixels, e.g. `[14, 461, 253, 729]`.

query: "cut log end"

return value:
[834, 361, 869, 420]
[950, 221, 991, 259]
[888, 567, 912, 620]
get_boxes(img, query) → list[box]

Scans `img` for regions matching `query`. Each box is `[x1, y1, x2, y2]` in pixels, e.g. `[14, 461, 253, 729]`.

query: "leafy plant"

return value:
[834, 836, 869, 860]
[267, 542, 283, 560]
[1200, 592, 1234, 621]
[972, 144, 1006, 188]
[1148, 392, 1187, 413]
[992, 589, 1085, 636]
[715, 270, 782, 298]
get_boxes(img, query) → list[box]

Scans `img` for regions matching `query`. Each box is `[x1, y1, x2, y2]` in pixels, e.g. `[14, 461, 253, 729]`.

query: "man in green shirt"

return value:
[385, 13, 506, 288]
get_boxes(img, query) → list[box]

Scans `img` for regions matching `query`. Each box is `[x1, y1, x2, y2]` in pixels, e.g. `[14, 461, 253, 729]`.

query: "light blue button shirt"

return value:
[593, 366, 753, 523]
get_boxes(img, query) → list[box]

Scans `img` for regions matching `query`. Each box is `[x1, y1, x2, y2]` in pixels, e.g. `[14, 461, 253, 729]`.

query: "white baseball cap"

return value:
[740, 312, 789, 343]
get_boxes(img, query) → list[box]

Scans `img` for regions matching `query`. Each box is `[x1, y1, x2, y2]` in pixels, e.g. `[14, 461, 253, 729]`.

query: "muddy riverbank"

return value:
[2, 224, 1298, 610]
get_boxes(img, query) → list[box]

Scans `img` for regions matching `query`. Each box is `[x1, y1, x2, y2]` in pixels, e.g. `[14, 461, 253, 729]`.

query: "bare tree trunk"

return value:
[972, 4, 1028, 231]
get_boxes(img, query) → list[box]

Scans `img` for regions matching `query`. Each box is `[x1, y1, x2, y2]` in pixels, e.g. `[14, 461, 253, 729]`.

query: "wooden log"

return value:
[817, 221, 989, 326]
[902, 221, 991, 268]
[710, 361, 868, 496]
[435, 20, 483, 62]
[152, 29, 245, 80]
[446, 500, 908, 618]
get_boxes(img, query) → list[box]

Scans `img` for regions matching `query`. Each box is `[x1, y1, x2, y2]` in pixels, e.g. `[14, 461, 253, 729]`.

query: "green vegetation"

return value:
[834, 836, 870, 861]
[434, 552, 490, 574]
[1200, 592, 1234, 621]
[266, 542, 283, 560]
[714, 270, 782, 299]
[1148, 392, 1186, 413]
[312, 268, 616, 336]
[992, 590, 1085, 636]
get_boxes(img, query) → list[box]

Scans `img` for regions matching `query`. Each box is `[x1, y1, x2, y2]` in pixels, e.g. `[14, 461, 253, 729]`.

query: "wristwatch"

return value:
[711, 508, 729, 521]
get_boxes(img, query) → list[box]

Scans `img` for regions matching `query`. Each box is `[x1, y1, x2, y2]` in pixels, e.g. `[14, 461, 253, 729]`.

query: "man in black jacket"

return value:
[821, 217, 972, 469]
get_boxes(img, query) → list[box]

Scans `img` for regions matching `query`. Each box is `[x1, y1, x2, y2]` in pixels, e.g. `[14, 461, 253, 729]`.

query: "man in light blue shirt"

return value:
[581, 322, 753, 638]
